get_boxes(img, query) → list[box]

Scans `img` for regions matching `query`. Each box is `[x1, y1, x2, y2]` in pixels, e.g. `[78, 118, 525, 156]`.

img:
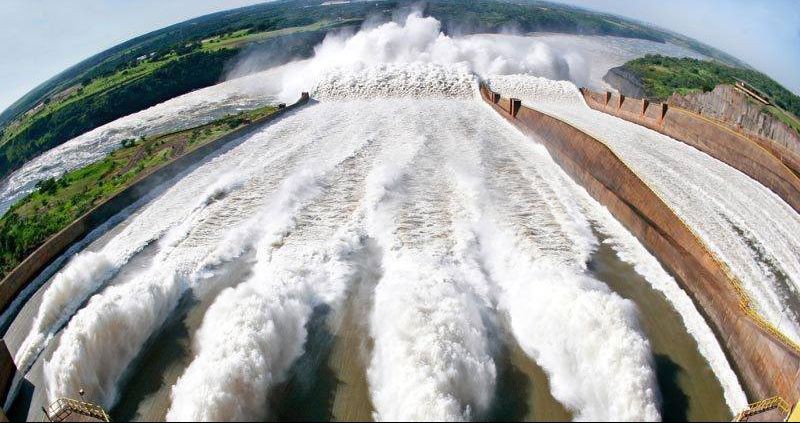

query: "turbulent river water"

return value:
[6, 12, 799, 423]
[4, 64, 751, 422]
[488, 75, 800, 344]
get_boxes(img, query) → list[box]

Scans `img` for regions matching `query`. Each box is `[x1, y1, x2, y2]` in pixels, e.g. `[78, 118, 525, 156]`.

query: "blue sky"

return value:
[0, 0, 798, 112]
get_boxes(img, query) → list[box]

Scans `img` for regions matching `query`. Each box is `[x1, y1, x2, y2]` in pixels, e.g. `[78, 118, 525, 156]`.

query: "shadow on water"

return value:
[7, 378, 34, 421]
[484, 342, 532, 421]
[588, 228, 731, 421]
[269, 304, 338, 421]
[110, 251, 255, 421]
[110, 292, 196, 421]
[655, 354, 689, 422]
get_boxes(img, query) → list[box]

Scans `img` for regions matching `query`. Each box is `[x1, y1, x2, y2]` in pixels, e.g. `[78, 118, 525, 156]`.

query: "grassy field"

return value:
[0, 105, 278, 279]
[766, 105, 800, 134]
[201, 19, 360, 51]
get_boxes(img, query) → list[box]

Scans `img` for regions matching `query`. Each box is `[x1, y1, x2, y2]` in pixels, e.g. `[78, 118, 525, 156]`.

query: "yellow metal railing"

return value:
[733, 396, 790, 421]
[44, 397, 110, 422]
[789, 402, 800, 422]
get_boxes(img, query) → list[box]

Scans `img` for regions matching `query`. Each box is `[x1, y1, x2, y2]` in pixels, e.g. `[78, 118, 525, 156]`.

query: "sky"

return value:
[0, 0, 798, 112]
[560, 0, 800, 95]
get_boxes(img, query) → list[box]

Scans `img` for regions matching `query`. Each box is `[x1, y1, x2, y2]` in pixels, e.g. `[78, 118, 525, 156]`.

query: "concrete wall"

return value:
[481, 85, 800, 404]
[0, 341, 13, 413]
[0, 95, 310, 316]
[669, 85, 800, 160]
[581, 88, 800, 214]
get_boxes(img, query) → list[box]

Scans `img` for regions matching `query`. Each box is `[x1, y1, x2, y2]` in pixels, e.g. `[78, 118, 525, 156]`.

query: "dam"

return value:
[0, 63, 794, 421]
[0, 18, 798, 422]
[482, 78, 800, 405]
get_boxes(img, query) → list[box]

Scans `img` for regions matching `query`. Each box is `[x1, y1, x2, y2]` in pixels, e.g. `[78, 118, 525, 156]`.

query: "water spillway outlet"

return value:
[510, 98, 522, 118]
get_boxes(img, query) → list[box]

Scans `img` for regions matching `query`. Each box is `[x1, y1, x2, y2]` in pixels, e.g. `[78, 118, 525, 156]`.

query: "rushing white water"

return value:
[0, 11, 703, 218]
[447, 111, 662, 421]
[41, 97, 392, 407]
[10, 12, 754, 422]
[587, 203, 749, 411]
[489, 74, 800, 344]
[359, 108, 497, 421]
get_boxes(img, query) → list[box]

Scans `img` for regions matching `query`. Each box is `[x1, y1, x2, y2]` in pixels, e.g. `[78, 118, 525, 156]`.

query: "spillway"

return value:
[1, 64, 747, 422]
[488, 75, 800, 344]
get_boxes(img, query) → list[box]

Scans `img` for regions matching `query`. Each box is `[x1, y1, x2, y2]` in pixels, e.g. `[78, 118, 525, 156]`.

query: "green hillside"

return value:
[622, 55, 800, 124]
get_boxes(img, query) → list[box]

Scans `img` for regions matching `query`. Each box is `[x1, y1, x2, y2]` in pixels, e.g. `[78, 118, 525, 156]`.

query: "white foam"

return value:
[487, 74, 585, 106]
[362, 136, 496, 421]
[166, 226, 363, 421]
[446, 123, 661, 421]
[487, 74, 757, 411]
[493, 74, 800, 343]
[588, 205, 748, 411]
[15, 173, 246, 373]
[312, 63, 477, 100]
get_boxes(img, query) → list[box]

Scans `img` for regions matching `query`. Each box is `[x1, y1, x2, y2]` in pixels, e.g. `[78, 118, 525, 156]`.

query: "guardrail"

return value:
[43, 397, 110, 422]
[733, 396, 790, 421]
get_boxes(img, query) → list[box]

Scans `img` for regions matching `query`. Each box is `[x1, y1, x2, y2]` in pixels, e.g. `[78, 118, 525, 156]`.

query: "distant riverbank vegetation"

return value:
[0, 50, 236, 180]
[623, 55, 800, 127]
[0, 105, 276, 280]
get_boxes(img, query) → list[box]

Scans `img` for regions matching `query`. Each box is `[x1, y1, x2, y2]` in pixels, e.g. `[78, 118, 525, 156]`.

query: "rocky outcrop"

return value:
[669, 85, 800, 157]
[602, 66, 646, 99]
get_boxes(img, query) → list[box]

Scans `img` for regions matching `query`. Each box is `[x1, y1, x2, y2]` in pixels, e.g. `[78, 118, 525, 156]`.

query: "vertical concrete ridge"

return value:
[581, 88, 800, 214]
[478, 83, 800, 404]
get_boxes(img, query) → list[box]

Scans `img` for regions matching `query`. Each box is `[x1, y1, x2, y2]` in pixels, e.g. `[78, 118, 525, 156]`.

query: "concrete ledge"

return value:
[581, 88, 800, 214]
[480, 83, 800, 404]
[0, 94, 310, 316]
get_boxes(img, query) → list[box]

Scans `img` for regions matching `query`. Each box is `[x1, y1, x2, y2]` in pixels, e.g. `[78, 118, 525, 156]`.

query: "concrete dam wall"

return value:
[581, 88, 800, 214]
[669, 85, 800, 161]
[479, 84, 800, 404]
[0, 95, 310, 318]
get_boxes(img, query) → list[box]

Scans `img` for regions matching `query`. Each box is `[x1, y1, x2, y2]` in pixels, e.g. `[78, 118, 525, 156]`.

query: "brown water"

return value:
[101, 232, 731, 422]
[22, 224, 731, 423]
[588, 232, 732, 421]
